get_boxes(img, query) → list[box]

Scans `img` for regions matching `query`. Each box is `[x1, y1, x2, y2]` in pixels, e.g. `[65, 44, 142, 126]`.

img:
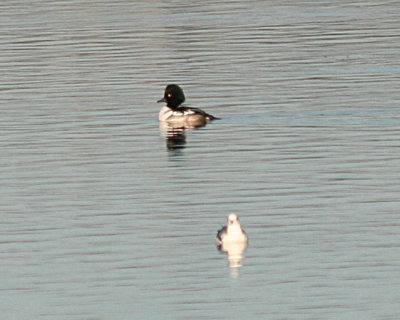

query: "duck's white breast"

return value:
[158, 106, 174, 121]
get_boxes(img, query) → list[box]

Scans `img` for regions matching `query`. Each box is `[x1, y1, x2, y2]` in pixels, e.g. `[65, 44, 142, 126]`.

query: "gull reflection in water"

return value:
[217, 241, 248, 278]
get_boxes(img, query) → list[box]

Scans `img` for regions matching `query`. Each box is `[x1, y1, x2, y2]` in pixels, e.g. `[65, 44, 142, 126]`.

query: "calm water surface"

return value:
[1, 1, 400, 319]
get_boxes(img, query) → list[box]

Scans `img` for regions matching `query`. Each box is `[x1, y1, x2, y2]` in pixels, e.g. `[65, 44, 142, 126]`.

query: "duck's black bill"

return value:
[157, 98, 166, 103]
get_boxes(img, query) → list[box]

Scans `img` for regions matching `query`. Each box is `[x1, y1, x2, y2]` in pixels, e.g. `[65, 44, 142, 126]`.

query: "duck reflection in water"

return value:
[216, 213, 248, 278]
[159, 122, 187, 150]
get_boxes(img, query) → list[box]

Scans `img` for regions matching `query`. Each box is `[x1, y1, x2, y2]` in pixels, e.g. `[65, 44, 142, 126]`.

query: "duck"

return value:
[157, 84, 218, 126]
[216, 213, 248, 244]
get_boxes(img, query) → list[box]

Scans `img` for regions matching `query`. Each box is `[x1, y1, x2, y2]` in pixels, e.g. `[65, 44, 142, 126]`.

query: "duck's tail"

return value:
[207, 114, 221, 121]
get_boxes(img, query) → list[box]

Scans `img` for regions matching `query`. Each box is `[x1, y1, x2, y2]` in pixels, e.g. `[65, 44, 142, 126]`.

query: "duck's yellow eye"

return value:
[167, 93, 172, 98]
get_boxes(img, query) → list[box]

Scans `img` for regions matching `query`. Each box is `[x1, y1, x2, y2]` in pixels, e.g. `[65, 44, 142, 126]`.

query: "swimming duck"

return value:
[157, 84, 218, 126]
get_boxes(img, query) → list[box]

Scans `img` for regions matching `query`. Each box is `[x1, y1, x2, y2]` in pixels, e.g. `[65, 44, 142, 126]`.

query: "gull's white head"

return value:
[228, 213, 239, 225]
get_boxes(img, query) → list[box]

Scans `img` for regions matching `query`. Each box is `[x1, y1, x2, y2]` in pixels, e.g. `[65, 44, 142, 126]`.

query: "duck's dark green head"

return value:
[157, 84, 185, 109]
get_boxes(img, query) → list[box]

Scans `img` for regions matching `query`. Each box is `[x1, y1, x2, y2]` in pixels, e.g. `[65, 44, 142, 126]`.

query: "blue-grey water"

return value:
[1, 1, 400, 319]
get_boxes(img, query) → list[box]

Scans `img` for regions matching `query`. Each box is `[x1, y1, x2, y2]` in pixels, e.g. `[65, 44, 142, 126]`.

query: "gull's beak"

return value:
[157, 98, 166, 103]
